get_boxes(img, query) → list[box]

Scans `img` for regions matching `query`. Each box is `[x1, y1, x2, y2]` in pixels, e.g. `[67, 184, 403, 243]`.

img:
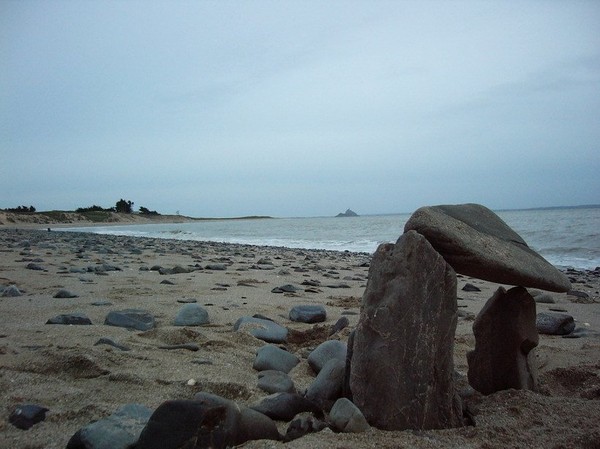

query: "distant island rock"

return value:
[336, 209, 359, 217]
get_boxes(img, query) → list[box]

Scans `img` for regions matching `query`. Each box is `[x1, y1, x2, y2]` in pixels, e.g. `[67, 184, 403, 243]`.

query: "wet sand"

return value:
[1, 228, 599, 448]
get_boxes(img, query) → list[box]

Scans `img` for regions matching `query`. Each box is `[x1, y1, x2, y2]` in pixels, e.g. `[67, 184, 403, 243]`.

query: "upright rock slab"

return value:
[467, 286, 539, 395]
[349, 230, 461, 430]
[404, 203, 571, 292]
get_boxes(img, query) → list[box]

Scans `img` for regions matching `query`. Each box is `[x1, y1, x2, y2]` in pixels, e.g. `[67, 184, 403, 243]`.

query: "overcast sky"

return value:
[1, 1, 599, 217]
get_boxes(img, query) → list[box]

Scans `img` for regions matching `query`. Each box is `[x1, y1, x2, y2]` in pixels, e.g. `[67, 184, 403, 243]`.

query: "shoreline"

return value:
[1, 228, 599, 448]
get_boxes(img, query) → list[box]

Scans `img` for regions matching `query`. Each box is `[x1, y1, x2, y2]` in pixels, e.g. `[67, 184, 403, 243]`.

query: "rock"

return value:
[536, 312, 576, 335]
[26, 262, 45, 271]
[9, 404, 49, 430]
[257, 370, 296, 394]
[533, 293, 556, 304]
[350, 231, 462, 430]
[253, 344, 299, 373]
[284, 412, 328, 442]
[54, 289, 79, 298]
[461, 283, 481, 292]
[336, 209, 358, 217]
[192, 392, 281, 446]
[205, 263, 227, 271]
[46, 313, 92, 325]
[289, 305, 327, 323]
[67, 403, 152, 449]
[104, 309, 155, 331]
[329, 316, 349, 335]
[272, 284, 301, 294]
[467, 286, 539, 395]
[233, 316, 288, 343]
[250, 393, 321, 422]
[329, 398, 370, 433]
[307, 340, 347, 374]
[1, 285, 22, 297]
[174, 303, 209, 326]
[404, 203, 571, 292]
[94, 337, 130, 351]
[306, 358, 346, 410]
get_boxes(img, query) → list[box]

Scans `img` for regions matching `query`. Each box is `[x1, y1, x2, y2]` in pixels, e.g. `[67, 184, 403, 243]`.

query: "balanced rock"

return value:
[349, 230, 461, 430]
[404, 203, 571, 292]
[467, 286, 539, 395]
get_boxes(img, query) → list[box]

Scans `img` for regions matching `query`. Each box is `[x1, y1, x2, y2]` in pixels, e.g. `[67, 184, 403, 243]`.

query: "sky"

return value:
[1, 1, 599, 218]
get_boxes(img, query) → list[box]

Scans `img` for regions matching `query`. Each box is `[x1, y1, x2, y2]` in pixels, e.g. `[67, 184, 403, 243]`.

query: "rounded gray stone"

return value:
[253, 344, 299, 373]
[174, 303, 209, 326]
[289, 305, 326, 323]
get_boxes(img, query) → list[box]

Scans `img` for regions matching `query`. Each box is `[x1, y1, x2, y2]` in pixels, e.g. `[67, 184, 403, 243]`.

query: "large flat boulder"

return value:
[349, 230, 462, 430]
[404, 203, 571, 292]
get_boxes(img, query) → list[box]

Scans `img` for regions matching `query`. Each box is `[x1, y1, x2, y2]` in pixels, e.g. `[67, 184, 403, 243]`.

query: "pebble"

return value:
[536, 312, 576, 335]
[329, 397, 370, 433]
[46, 313, 92, 325]
[9, 404, 49, 430]
[174, 303, 210, 326]
[105, 309, 156, 331]
[307, 340, 347, 374]
[67, 403, 152, 449]
[257, 370, 296, 394]
[1, 285, 22, 297]
[94, 337, 131, 351]
[53, 289, 79, 298]
[234, 316, 288, 343]
[253, 344, 300, 373]
[289, 305, 327, 323]
[250, 392, 321, 421]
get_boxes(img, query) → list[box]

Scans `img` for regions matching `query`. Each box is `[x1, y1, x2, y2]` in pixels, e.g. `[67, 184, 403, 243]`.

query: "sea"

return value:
[62, 207, 600, 271]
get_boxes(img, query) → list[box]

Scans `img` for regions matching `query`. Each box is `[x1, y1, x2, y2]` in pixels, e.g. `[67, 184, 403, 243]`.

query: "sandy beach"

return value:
[1, 226, 599, 448]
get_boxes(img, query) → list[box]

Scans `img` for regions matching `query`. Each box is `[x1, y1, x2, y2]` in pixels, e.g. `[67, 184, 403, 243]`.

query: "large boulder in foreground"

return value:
[404, 203, 571, 292]
[467, 286, 539, 395]
[349, 230, 462, 430]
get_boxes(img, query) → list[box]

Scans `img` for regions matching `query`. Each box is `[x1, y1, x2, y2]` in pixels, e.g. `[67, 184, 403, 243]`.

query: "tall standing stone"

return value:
[349, 230, 461, 430]
[467, 286, 539, 395]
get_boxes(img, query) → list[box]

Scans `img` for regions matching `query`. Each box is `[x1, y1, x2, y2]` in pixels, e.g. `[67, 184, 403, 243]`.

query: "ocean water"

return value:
[62, 207, 600, 270]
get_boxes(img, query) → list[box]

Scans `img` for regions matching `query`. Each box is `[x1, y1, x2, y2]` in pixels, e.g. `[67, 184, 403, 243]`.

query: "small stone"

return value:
[289, 305, 327, 323]
[329, 398, 370, 433]
[233, 316, 288, 343]
[67, 403, 152, 449]
[54, 289, 79, 298]
[105, 309, 155, 331]
[462, 283, 481, 292]
[257, 370, 296, 394]
[174, 303, 209, 326]
[1, 285, 22, 297]
[46, 313, 92, 325]
[307, 340, 347, 374]
[253, 344, 300, 373]
[9, 404, 49, 430]
[536, 312, 576, 335]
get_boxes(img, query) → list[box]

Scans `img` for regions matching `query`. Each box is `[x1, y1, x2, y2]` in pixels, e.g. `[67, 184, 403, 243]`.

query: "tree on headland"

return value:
[139, 206, 159, 215]
[4, 205, 36, 213]
[115, 199, 134, 214]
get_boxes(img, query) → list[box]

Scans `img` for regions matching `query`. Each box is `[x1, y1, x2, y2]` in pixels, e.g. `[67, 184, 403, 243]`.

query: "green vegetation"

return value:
[3, 205, 36, 213]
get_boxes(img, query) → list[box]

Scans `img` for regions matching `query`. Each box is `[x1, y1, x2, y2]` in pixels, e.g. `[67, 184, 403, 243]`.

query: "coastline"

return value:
[0, 211, 273, 230]
[1, 228, 599, 448]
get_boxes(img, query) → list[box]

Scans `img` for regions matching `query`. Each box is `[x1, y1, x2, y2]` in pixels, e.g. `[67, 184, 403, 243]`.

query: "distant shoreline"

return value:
[0, 210, 274, 229]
